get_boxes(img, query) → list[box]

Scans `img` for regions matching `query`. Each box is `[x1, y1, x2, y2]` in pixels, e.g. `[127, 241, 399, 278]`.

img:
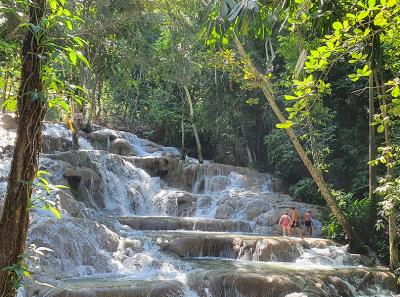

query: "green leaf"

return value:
[68, 52, 77, 65]
[54, 185, 69, 189]
[332, 22, 343, 30]
[348, 73, 360, 82]
[377, 124, 385, 133]
[39, 177, 49, 186]
[276, 121, 293, 129]
[29, 24, 41, 33]
[75, 51, 90, 67]
[30, 91, 38, 102]
[2, 98, 17, 112]
[57, 100, 70, 112]
[49, 0, 58, 11]
[357, 10, 369, 21]
[72, 36, 84, 46]
[36, 170, 51, 177]
[391, 86, 400, 98]
[374, 12, 388, 26]
[64, 20, 73, 30]
[368, 0, 376, 7]
[49, 206, 61, 220]
[284, 95, 298, 100]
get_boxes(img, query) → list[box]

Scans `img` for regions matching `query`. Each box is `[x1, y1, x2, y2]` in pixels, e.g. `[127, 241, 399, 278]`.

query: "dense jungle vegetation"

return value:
[1, 0, 400, 294]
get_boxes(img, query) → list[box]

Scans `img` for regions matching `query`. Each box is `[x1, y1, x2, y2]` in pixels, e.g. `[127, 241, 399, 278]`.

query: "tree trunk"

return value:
[85, 75, 98, 132]
[291, 45, 324, 180]
[368, 66, 377, 237]
[375, 72, 399, 271]
[382, 99, 399, 271]
[0, 1, 46, 296]
[240, 122, 253, 167]
[181, 91, 186, 160]
[1, 70, 9, 113]
[305, 107, 324, 180]
[183, 85, 203, 164]
[95, 80, 103, 121]
[234, 34, 362, 250]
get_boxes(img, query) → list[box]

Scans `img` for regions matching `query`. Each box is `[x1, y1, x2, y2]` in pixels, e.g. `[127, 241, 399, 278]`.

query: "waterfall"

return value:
[0, 116, 397, 297]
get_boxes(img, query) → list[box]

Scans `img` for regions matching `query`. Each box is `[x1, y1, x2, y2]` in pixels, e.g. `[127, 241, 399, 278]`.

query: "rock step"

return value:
[40, 277, 187, 297]
[150, 232, 374, 266]
[117, 216, 252, 232]
[37, 260, 397, 297]
[185, 258, 397, 297]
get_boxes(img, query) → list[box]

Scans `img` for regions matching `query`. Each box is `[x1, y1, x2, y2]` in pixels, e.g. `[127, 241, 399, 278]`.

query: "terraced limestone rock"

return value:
[0, 116, 397, 297]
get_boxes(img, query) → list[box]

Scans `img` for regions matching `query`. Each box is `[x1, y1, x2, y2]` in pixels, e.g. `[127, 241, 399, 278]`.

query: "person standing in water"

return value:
[289, 207, 304, 239]
[279, 212, 291, 237]
[304, 209, 312, 236]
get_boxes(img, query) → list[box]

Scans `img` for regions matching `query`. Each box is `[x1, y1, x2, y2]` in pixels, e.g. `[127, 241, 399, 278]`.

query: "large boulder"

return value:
[63, 166, 103, 209]
[244, 199, 271, 220]
[124, 156, 180, 179]
[109, 138, 134, 156]
[215, 204, 234, 219]
[83, 129, 119, 151]
[42, 135, 74, 154]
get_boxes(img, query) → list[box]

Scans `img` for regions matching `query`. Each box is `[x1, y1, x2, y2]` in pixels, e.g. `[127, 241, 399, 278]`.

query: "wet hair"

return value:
[290, 207, 295, 210]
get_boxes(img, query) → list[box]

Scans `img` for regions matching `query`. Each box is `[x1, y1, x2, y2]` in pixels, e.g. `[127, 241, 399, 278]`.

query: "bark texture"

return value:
[0, 1, 46, 296]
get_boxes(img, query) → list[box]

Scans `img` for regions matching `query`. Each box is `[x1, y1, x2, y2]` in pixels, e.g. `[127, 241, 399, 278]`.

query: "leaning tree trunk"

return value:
[183, 85, 203, 164]
[375, 72, 399, 271]
[292, 47, 324, 181]
[234, 35, 363, 251]
[0, 1, 46, 296]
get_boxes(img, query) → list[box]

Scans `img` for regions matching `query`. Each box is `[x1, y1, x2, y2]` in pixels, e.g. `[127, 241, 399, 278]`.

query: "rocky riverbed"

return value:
[0, 113, 398, 297]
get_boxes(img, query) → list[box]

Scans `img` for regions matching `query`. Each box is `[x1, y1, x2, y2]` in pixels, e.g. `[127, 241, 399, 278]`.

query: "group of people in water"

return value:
[278, 207, 312, 239]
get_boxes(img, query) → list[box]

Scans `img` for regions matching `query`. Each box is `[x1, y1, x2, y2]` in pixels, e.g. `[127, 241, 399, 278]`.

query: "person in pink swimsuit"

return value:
[279, 212, 292, 237]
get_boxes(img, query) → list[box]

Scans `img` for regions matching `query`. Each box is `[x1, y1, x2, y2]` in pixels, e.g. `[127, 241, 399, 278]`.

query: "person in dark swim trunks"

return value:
[289, 207, 304, 239]
[304, 209, 312, 236]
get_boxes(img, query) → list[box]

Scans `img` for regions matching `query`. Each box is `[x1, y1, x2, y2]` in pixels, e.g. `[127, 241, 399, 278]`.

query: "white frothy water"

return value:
[89, 152, 160, 215]
[0, 117, 396, 297]
[120, 131, 181, 157]
[43, 123, 93, 150]
[43, 123, 70, 138]
[0, 118, 16, 218]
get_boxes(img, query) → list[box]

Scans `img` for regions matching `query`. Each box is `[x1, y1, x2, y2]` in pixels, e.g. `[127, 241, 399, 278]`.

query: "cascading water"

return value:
[0, 114, 397, 297]
[43, 123, 93, 150]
